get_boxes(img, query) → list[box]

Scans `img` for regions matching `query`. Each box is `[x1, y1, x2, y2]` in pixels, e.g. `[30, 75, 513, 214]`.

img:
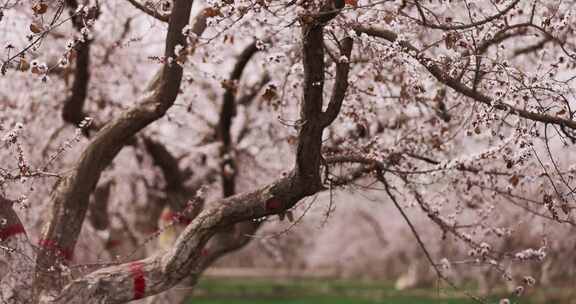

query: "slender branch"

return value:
[414, 0, 519, 31]
[354, 25, 576, 130]
[377, 173, 486, 304]
[125, 0, 169, 22]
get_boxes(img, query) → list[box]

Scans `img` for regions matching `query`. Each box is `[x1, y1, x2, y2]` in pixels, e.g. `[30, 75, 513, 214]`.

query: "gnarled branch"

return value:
[51, 7, 352, 303]
[34, 0, 195, 296]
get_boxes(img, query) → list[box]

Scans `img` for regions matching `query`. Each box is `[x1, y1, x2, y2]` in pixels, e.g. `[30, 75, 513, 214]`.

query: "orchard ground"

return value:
[190, 277, 572, 304]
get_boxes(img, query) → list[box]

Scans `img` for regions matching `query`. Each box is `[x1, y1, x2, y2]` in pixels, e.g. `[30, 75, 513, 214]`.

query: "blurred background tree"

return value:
[1, 0, 576, 303]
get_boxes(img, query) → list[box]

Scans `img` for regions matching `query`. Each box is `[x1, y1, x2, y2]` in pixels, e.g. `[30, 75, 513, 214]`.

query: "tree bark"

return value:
[50, 2, 353, 302]
[34, 0, 195, 298]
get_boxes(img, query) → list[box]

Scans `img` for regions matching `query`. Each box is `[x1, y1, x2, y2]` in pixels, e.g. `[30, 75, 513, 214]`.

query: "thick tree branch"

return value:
[296, 15, 334, 191]
[321, 37, 353, 127]
[295, 0, 346, 192]
[61, 40, 90, 126]
[51, 176, 305, 303]
[61, 0, 97, 133]
[51, 6, 352, 303]
[301, 25, 325, 121]
[34, 0, 195, 296]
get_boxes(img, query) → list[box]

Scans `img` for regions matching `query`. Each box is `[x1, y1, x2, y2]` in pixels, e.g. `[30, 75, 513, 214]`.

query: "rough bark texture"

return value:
[47, 2, 352, 303]
[34, 0, 194, 298]
[0, 196, 33, 304]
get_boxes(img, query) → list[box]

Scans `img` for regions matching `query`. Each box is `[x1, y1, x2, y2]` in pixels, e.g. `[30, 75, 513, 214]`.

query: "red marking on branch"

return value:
[38, 239, 73, 260]
[129, 261, 146, 300]
[0, 223, 25, 241]
[201, 248, 209, 257]
[265, 197, 283, 212]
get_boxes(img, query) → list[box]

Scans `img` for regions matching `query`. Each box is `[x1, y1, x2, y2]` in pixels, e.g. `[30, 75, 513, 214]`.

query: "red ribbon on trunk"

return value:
[129, 261, 146, 300]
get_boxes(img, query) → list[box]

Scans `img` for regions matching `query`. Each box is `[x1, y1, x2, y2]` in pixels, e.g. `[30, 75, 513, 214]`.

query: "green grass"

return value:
[191, 297, 470, 304]
[189, 276, 575, 304]
[190, 277, 485, 304]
